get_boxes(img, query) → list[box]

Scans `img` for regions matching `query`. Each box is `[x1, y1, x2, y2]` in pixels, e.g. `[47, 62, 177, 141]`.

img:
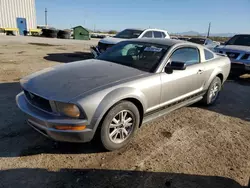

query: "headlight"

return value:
[55, 102, 80, 118]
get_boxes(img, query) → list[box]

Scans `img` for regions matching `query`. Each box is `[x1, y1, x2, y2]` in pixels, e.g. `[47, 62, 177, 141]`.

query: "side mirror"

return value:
[165, 61, 187, 74]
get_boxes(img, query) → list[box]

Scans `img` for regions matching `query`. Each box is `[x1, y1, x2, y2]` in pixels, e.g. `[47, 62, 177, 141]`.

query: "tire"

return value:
[57, 30, 70, 39]
[41, 29, 58, 38]
[100, 101, 140, 151]
[202, 77, 222, 105]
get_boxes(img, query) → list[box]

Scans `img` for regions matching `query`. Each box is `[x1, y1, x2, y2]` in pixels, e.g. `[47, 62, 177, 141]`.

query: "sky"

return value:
[35, 0, 250, 34]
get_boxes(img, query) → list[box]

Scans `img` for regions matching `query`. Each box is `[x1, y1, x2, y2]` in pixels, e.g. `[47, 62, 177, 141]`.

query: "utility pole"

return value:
[45, 8, 48, 28]
[207, 22, 211, 38]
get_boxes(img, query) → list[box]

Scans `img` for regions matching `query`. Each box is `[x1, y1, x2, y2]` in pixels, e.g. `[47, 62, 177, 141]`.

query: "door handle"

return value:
[197, 69, 204, 74]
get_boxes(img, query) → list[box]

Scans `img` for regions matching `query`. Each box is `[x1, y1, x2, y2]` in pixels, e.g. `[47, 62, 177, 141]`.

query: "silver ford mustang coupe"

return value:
[16, 38, 230, 151]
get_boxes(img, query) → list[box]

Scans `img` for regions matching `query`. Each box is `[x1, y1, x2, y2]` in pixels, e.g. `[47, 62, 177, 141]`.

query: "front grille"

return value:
[98, 42, 114, 52]
[226, 52, 240, 59]
[24, 90, 52, 112]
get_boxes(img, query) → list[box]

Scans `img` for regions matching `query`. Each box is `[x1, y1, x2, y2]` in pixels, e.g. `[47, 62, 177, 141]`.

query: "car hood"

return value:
[216, 45, 250, 53]
[21, 59, 146, 102]
[100, 37, 127, 45]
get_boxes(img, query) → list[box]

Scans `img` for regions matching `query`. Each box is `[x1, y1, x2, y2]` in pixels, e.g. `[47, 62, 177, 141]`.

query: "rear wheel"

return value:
[100, 101, 140, 151]
[202, 77, 222, 105]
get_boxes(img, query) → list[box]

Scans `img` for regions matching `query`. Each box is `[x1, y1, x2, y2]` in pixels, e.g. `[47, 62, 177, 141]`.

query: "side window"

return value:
[153, 31, 162, 38]
[170, 47, 200, 66]
[204, 49, 214, 60]
[142, 31, 153, 38]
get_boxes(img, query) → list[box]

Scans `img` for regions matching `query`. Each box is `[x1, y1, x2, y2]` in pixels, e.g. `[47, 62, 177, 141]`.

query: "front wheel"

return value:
[202, 77, 222, 105]
[100, 101, 140, 151]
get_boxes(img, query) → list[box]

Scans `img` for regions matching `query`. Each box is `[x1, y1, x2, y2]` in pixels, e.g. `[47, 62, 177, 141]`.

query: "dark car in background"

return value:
[214, 34, 250, 76]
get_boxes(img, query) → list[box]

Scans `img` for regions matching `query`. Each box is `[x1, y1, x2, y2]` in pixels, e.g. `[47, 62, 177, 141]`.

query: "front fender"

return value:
[90, 87, 147, 131]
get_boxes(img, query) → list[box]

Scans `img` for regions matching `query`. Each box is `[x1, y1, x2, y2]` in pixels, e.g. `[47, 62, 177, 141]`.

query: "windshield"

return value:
[114, 29, 143, 39]
[97, 41, 169, 72]
[226, 35, 250, 46]
[188, 38, 206, 44]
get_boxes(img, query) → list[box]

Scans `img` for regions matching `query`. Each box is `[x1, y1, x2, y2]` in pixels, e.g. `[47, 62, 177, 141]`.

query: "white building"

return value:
[0, 0, 37, 35]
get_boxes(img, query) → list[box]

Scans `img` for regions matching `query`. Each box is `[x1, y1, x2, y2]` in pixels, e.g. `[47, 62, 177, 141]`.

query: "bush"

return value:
[108, 30, 118, 34]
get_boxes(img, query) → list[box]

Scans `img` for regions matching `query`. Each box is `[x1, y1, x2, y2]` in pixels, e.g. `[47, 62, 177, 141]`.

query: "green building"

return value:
[72, 26, 90, 40]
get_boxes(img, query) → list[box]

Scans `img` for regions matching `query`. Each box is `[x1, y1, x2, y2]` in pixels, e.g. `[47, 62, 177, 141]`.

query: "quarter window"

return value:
[170, 47, 200, 66]
[204, 49, 214, 60]
[153, 31, 163, 38]
[162, 32, 166, 38]
[142, 31, 153, 38]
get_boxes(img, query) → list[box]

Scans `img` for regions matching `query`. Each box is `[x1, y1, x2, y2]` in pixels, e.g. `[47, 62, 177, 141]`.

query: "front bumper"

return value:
[230, 60, 250, 74]
[16, 92, 95, 143]
[90, 46, 101, 58]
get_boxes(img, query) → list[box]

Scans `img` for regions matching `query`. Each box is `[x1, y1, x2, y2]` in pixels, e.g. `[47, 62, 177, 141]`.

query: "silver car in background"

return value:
[16, 39, 230, 151]
[214, 34, 250, 76]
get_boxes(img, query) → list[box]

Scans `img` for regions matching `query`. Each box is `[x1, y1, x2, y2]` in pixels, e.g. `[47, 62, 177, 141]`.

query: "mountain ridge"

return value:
[171, 31, 237, 37]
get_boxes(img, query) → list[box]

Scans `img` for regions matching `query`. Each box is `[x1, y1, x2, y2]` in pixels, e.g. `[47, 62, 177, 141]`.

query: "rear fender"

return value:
[204, 67, 224, 90]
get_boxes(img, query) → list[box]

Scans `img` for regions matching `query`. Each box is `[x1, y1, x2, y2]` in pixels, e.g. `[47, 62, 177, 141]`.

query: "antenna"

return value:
[207, 22, 211, 38]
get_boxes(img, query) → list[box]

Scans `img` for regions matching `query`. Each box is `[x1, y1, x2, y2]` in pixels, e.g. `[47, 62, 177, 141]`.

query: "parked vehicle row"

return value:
[16, 38, 230, 151]
[90, 27, 224, 58]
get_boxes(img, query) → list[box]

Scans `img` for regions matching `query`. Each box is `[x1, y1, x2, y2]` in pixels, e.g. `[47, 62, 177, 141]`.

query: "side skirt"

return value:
[142, 92, 205, 125]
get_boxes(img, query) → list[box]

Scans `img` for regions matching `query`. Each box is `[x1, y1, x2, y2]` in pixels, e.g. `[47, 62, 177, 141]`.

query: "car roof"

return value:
[189, 37, 207, 40]
[128, 38, 188, 47]
[233, 34, 250, 36]
[144, 28, 168, 32]
[124, 28, 144, 31]
[122, 28, 168, 33]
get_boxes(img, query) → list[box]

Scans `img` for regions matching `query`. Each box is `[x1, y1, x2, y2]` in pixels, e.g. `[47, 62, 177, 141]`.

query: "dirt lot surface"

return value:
[0, 36, 250, 188]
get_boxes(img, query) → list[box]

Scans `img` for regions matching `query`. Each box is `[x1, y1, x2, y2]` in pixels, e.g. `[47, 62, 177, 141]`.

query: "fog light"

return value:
[55, 125, 86, 131]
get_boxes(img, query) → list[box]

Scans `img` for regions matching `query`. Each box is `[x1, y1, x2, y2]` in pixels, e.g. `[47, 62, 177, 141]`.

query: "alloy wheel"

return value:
[108, 110, 134, 144]
[209, 82, 220, 103]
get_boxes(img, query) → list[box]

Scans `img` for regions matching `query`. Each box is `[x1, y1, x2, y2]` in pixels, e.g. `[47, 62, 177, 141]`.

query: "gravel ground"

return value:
[0, 36, 250, 188]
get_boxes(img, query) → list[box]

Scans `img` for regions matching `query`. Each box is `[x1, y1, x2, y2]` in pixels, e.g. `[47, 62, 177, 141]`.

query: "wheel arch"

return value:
[204, 68, 225, 90]
[90, 87, 147, 133]
[216, 73, 224, 83]
[121, 97, 144, 127]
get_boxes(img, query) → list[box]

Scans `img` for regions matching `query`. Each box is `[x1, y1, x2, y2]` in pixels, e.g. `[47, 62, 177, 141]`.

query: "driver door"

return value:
[160, 47, 206, 105]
